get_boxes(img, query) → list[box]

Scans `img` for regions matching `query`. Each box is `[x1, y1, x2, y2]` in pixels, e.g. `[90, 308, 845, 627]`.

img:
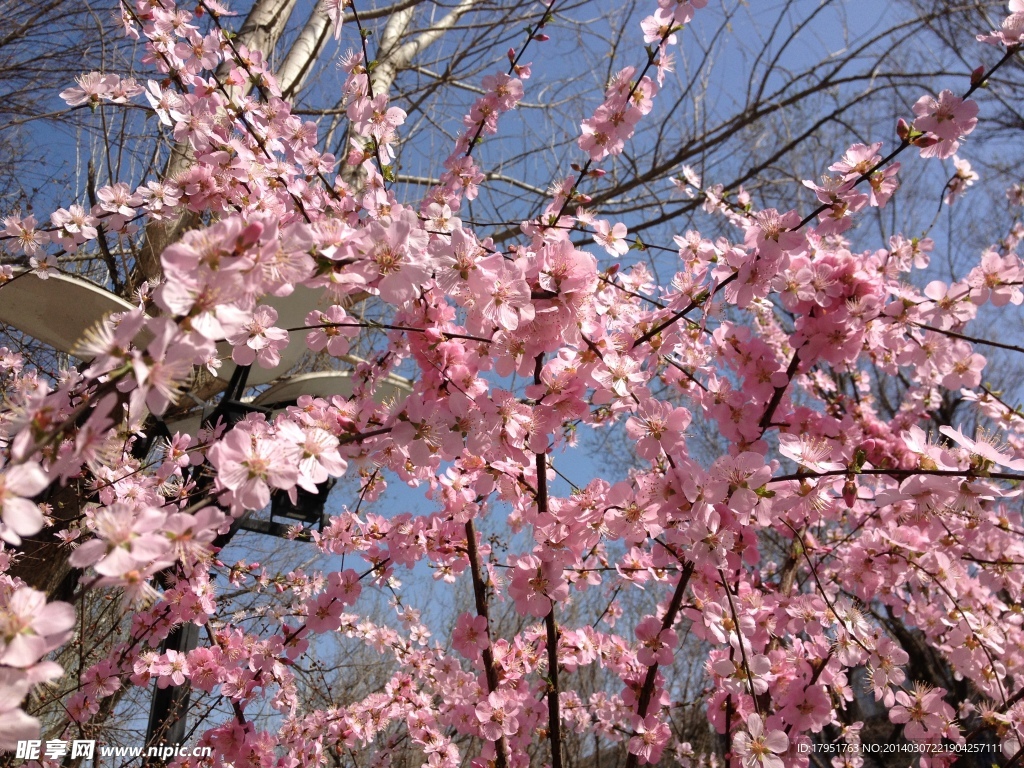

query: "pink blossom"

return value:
[777, 434, 843, 472]
[50, 204, 98, 248]
[0, 460, 47, 545]
[133, 317, 198, 414]
[744, 208, 804, 262]
[276, 420, 347, 490]
[475, 690, 519, 741]
[0, 669, 40, 750]
[625, 398, 690, 460]
[96, 182, 141, 218]
[0, 587, 75, 668]
[940, 342, 985, 389]
[325, 0, 347, 40]
[68, 504, 173, 577]
[508, 555, 567, 617]
[593, 220, 630, 256]
[6, 0, 1024, 760]
[635, 616, 677, 666]
[779, 683, 832, 732]
[890, 685, 949, 741]
[227, 305, 290, 368]
[470, 262, 534, 331]
[977, 1, 1024, 46]
[867, 163, 900, 207]
[732, 714, 789, 768]
[156, 649, 190, 688]
[593, 352, 644, 398]
[829, 142, 882, 178]
[944, 155, 979, 205]
[452, 613, 490, 657]
[356, 208, 431, 305]
[2, 215, 48, 255]
[145, 80, 186, 126]
[350, 94, 407, 141]
[628, 714, 671, 764]
[940, 425, 1024, 470]
[59, 72, 120, 107]
[967, 250, 1022, 306]
[207, 426, 301, 511]
[912, 91, 979, 159]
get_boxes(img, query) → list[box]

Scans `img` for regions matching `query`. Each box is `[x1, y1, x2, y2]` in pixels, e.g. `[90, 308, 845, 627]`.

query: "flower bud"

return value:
[842, 477, 857, 508]
[896, 118, 911, 141]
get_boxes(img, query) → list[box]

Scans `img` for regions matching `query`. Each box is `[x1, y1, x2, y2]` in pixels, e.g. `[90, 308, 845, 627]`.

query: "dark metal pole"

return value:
[142, 623, 199, 764]
[141, 365, 252, 764]
[140, 363, 334, 762]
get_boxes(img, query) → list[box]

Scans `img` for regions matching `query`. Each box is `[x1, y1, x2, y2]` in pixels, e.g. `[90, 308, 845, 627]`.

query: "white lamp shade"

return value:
[164, 371, 411, 436]
[1, 273, 414, 438]
[0, 270, 137, 355]
[252, 370, 411, 408]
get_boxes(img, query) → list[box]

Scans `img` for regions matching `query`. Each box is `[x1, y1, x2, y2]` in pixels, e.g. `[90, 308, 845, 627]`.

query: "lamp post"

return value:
[142, 623, 199, 764]
[142, 364, 335, 760]
[142, 367, 411, 760]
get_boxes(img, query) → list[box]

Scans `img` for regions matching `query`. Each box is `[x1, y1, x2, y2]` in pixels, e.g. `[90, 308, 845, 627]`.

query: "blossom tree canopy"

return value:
[2, 0, 1024, 767]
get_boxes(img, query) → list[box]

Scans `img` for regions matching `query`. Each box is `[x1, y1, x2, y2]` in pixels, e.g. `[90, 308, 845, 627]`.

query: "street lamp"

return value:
[0, 271, 412, 763]
[0, 269, 140, 354]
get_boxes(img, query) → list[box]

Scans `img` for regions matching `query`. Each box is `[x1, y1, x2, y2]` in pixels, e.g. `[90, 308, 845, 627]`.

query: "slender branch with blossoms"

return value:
[4, 0, 1024, 766]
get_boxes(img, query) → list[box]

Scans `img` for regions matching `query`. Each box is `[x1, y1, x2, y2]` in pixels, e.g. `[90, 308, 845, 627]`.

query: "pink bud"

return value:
[507, 48, 516, 61]
[533, 33, 550, 42]
[842, 478, 857, 508]
[896, 118, 911, 141]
